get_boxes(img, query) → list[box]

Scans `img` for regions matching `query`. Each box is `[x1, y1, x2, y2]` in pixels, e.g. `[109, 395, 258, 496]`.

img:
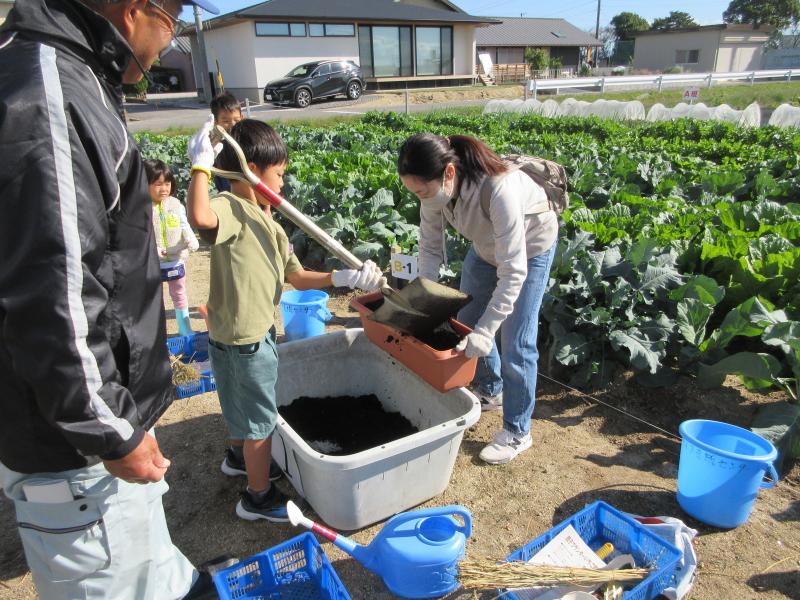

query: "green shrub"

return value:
[524, 47, 549, 72]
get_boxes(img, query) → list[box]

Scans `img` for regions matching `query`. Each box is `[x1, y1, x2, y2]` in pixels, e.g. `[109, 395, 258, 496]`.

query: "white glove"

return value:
[187, 114, 223, 172]
[456, 329, 495, 358]
[332, 260, 384, 291]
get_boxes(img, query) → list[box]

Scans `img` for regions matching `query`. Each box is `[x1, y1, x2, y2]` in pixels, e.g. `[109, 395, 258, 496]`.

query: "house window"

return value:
[309, 23, 355, 37]
[255, 22, 306, 37]
[358, 25, 413, 78]
[675, 49, 700, 64]
[415, 26, 453, 76]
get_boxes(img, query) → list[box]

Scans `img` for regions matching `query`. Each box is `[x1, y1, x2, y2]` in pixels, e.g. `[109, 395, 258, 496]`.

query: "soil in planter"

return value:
[366, 298, 463, 350]
[278, 394, 418, 455]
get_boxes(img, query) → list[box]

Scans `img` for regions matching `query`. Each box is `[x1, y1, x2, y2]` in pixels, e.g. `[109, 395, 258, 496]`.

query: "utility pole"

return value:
[594, 0, 601, 67]
[194, 5, 211, 103]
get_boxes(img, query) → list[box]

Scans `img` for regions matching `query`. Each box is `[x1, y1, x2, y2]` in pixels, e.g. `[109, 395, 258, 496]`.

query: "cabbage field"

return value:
[137, 111, 800, 400]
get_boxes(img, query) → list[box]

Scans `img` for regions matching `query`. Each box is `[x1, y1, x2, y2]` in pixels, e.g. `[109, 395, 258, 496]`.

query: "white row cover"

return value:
[482, 98, 762, 128]
[483, 98, 645, 121]
[646, 102, 761, 128]
[768, 103, 800, 128]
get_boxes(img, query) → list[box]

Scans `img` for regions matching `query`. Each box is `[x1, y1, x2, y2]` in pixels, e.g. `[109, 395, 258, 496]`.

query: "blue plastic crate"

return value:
[186, 331, 209, 362]
[167, 335, 188, 359]
[504, 501, 682, 600]
[213, 532, 351, 600]
[167, 332, 209, 363]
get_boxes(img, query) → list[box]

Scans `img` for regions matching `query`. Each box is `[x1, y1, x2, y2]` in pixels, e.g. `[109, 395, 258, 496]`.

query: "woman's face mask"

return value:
[425, 169, 455, 210]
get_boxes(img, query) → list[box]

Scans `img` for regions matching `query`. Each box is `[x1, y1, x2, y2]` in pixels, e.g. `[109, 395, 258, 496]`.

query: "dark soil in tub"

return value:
[278, 394, 418, 455]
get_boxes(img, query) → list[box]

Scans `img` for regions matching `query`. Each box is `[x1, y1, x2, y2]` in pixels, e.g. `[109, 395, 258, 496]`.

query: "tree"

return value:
[610, 12, 650, 40]
[723, 0, 800, 29]
[651, 11, 698, 31]
[524, 47, 549, 72]
[597, 25, 616, 63]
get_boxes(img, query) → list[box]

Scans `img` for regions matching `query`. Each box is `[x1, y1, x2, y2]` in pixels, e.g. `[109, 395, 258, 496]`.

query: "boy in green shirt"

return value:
[187, 118, 383, 520]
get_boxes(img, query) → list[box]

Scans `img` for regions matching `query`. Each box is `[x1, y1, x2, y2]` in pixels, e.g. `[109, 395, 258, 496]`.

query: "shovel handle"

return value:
[212, 126, 364, 271]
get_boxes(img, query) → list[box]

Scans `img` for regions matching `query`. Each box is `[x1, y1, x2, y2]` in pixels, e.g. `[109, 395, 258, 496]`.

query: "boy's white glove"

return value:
[456, 328, 494, 358]
[187, 114, 223, 172]
[332, 260, 384, 291]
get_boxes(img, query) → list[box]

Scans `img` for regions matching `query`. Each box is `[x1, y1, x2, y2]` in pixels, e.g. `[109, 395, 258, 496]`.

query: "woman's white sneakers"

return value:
[479, 429, 532, 464]
[476, 391, 503, 412]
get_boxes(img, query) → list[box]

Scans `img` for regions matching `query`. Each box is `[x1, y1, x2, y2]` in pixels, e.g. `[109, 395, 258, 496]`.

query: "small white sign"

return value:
[682, 86, 700, 104]
[390, 253, 417, 281]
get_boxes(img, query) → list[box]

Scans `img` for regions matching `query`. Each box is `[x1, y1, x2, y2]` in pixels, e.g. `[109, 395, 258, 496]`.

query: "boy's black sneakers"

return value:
[220, 447, 283, 481]
[235, 486, 290, 522]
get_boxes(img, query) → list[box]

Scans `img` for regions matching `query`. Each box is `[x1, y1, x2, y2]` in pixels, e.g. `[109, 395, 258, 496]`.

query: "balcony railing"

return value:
[476, 63, 579, 83]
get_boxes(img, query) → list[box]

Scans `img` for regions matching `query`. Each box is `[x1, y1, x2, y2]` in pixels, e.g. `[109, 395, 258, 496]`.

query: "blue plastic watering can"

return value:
[288, 502, 472, 598]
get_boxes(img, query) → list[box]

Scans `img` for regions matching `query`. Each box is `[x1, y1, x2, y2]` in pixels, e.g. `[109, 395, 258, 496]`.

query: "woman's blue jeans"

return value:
[457, 243, 556, 435]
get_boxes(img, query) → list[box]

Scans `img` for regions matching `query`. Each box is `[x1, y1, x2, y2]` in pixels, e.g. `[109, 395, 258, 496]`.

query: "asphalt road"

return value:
[126, 93, 488, 132]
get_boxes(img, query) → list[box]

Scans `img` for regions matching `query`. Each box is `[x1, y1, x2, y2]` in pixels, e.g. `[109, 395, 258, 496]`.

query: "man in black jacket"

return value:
[0, 1, 219, 598]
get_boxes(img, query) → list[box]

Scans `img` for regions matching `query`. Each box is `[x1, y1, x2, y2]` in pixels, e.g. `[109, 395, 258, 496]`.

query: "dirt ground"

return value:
[365, 84, 526, 108]
[1, 247, 798, 600]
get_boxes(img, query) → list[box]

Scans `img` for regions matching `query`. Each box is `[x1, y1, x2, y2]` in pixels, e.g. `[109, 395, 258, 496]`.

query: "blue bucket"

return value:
[280, 289, 332, 342]
[677, 419, 778, 528]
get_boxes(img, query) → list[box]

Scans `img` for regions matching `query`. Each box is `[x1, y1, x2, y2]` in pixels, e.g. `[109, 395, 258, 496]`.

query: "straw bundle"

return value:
[170, 355, 202, 386]
[458, 559, 649, 590]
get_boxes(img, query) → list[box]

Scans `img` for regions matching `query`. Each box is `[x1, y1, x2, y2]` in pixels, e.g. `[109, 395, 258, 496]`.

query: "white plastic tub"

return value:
[273, 328, 480, 530]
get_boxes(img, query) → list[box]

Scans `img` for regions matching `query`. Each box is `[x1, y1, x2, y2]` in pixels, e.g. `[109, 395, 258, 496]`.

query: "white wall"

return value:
[202, 21, 258, 88]
[715, 30, 771, 71]
[633, 30, 721, 73]
[253, 36, 359, 86]
[453, 24, 475, 76]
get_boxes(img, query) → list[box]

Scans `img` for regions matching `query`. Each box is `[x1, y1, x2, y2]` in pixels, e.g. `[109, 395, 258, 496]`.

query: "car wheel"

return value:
[346, 81, 362, 100]
[294, 88, 311, 108]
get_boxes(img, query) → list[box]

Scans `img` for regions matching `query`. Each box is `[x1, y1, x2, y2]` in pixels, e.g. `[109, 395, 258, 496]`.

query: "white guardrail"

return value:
[528, 69, 799, 97]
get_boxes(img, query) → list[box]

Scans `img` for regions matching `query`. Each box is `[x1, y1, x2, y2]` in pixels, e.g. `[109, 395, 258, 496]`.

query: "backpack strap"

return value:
[479, 169, 553, 220]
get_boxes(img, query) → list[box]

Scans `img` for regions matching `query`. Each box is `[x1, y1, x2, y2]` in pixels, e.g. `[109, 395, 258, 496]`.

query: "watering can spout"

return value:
[287, 502, 472, 598]
[286, 501, 381, 571]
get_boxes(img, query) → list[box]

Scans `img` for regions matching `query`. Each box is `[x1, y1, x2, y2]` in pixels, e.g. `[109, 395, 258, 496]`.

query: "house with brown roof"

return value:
[186, 0, 499, 101]
[475, 16, 601, 76]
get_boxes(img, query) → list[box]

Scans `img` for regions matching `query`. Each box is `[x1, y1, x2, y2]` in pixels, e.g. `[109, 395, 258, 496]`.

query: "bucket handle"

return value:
[760, 461, 779, 489]
[377, 505, 472, 541]
[314, 306, 333, 322]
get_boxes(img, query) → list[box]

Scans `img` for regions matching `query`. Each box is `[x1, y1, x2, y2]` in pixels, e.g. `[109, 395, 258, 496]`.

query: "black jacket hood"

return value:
[4, 0, 134, 84]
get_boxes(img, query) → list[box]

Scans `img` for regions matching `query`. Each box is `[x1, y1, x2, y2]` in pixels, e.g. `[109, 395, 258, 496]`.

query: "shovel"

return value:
[208, 125, 469, 335]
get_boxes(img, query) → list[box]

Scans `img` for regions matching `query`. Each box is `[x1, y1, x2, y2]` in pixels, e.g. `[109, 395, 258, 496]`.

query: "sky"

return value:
[182, 1, 733, 33]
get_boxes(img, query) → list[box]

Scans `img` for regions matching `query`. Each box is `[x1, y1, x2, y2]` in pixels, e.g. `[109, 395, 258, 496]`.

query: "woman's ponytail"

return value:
[447, 135, 507, 187]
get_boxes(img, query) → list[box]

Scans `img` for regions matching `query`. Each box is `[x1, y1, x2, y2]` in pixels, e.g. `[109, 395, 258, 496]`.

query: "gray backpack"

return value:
[479, 154, 569, 218]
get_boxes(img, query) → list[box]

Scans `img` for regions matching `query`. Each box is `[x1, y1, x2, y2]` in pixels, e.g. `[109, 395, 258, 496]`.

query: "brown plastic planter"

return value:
[350, 291, 477, 392]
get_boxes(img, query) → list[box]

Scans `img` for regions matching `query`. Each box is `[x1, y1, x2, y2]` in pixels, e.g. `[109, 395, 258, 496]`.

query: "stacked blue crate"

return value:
[167, 332, 215, 398]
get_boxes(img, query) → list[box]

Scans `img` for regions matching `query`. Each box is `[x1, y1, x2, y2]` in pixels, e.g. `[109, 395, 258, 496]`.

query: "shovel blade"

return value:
[370, 278, 472, 337]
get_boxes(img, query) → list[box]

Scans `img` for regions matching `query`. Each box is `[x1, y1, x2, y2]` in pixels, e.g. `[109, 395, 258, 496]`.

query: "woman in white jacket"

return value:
[398, 133, 558, 464]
